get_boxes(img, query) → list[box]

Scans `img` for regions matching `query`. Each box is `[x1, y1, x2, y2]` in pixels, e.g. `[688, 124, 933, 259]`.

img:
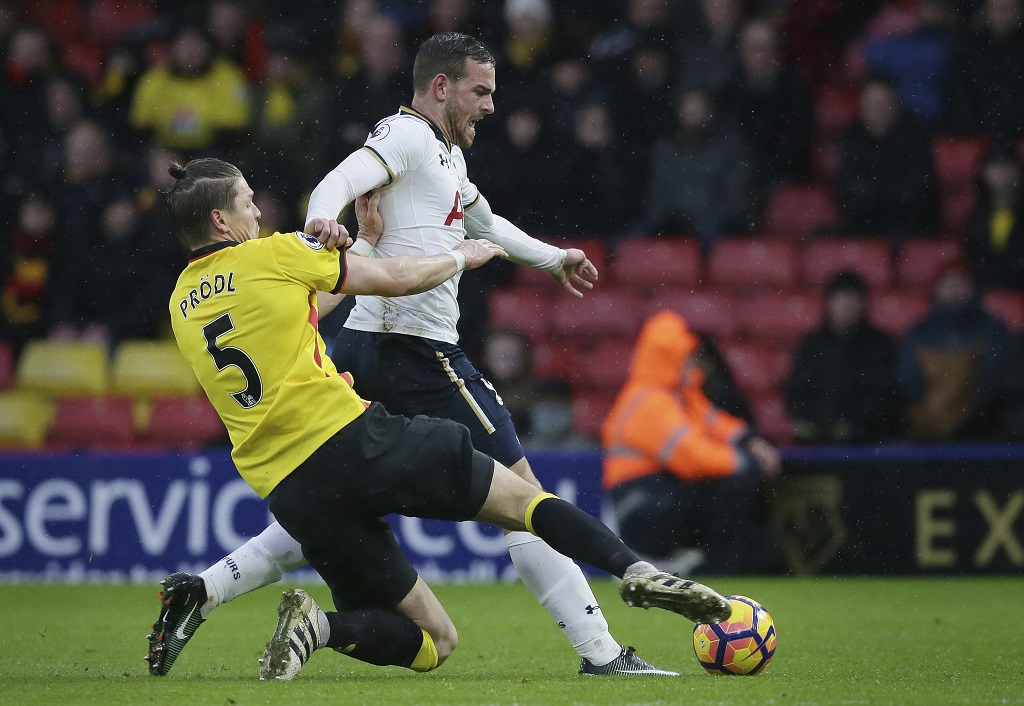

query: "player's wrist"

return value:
[349, 238, 374, 256]
[450, 249, 468, 271]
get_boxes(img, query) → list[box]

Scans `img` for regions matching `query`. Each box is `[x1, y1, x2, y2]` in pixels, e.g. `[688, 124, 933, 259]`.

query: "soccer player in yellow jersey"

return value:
[150, 157, 731, 680]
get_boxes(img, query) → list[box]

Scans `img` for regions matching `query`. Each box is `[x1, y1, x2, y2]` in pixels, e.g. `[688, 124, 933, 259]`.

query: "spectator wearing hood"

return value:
[601, 310, 780, 575]
[899, 260, 1008, 440]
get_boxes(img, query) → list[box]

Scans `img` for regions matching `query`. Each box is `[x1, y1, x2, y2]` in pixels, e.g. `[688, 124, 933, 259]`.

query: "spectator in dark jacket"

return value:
[646, 88, 752, 246]
[963, 142, 1024, 289]
[786, 271, 901, 443]
[718, 19, 813, 196]
[949, 0, 1024, 137]
[899, 260, 1009, 440]
[835, 76, 939, 241]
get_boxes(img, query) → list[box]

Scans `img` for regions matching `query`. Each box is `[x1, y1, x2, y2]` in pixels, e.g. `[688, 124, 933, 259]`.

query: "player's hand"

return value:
[552, 248, 598, 298]
[306, 218, 349, 251]
[748, 437, 782, 477]
[355, 191, 384, 247]
[453, 238, 508, 270]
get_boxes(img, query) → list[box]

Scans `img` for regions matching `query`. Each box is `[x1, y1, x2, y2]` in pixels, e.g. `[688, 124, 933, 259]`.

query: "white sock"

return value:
[199, 522, 306, 618]
[506, 531, 622, 666]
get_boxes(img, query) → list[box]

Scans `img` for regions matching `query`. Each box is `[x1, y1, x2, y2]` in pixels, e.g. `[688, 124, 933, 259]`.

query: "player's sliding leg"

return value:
[260, 578, 449, 680]
[146, 522, 305, 676]
[476, 462, 732, 626]
[503, 459, 677, 676]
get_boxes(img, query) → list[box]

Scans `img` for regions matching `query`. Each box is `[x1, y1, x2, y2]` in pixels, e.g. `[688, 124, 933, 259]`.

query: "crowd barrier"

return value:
[0, 446, 1020, 582]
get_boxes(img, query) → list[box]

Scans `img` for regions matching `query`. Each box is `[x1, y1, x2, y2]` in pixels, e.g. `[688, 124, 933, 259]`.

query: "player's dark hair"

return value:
[164, 158, 243, 249]
[412, 32, 495, 95]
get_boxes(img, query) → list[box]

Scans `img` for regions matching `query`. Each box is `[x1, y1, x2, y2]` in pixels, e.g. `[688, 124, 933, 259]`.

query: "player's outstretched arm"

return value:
[552, 248, 598, 299]
[341, 239, 507, 297]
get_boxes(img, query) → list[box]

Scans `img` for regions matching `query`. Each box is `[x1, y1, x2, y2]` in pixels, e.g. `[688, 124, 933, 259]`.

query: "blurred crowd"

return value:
[3, 0, 1024, 447]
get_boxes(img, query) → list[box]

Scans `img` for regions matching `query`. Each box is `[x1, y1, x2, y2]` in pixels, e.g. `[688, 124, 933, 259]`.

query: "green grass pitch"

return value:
[0, 577, 1020, 705]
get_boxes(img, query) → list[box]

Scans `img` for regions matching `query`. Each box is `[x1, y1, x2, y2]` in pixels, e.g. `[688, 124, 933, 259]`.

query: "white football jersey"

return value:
[344, 107, 480, 343]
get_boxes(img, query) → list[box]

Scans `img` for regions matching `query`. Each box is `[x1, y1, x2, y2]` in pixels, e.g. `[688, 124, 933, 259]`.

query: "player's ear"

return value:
[432, 73, 449, 101]
[209, 208, 229, 233]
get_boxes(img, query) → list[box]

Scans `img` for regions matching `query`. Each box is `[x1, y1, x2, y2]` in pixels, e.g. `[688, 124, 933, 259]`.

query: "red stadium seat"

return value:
[652, 289, 741, 340]
[613, 237, 702, 292]
[61, 42, 105, 85]
[531, 339, 578, 381]
[488, 287, 551, 340]
[737, 291, 822, 343]
[573, 339, 635, 392]
[801, 238, 893, 288]
[48, 396, 136, 449]
[933, 137, 988, 233]
[146, 395, 227, 448]
[814, 85, 860, 139]
[0, 342, 13, 391]
[570, 391, 616, 439]
[763, 185, 839, 238]
[896, 238, 962, 288]
[87, 0, 158, 44]
[983, 290, 1024, 331]
[24, 0, 84, 44]
[550, 290, 643, 339]
[708, 238, 800, 290]
[750, 393, 792, 445]
[870, 289, 930, 336]
[718, 342, 793, 394]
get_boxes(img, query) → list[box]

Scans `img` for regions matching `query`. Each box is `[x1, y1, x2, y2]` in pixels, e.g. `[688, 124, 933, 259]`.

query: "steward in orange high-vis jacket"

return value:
[601, 310, 780, 575]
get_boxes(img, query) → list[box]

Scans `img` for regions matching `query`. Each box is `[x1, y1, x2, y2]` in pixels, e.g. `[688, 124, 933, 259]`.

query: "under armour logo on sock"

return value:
[585, 604, 601, 615]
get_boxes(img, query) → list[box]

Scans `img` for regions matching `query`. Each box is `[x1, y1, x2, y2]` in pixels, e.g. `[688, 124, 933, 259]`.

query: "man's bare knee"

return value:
[432, 622, 458, 666]
[509, 457, 542, 489]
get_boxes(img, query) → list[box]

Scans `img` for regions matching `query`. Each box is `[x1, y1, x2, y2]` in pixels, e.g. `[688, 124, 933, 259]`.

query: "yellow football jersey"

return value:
[169, 232, 367, 497]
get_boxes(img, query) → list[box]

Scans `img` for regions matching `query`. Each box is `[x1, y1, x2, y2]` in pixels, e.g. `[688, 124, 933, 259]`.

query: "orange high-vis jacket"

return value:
[601, 310, 751, 490]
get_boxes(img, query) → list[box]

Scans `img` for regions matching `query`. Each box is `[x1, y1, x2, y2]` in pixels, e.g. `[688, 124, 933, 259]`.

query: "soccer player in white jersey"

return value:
[150, 33, 692, 677]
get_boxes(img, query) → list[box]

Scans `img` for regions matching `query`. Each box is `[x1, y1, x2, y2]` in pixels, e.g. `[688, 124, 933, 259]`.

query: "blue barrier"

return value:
[1, 445, 1021, 580]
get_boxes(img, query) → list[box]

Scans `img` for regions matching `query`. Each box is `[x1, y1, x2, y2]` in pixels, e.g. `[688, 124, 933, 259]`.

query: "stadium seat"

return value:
[750, 393, 792, 445]
[0, 342, 13, 390]
[0, 392, 52, 449]
[570, 391, 617, 439]
[718, 342, 793, 395]
[24, 0, 84, 44]
[814, 85, 860, 140]
[47, 396, 137, 448]
[613, 237, 702, 292]
[652, 289, 741, 340]
[489, 287, 551, 340]
[737, 291, 822, 343]
[763, 185, 839, 238]
[708, 238, 800, 290]
[111, 340, 200, 399]
[933, 137, 988, 233]
[145, 395, 227, 449]
[550, 290, 643, 339]
[870, 289, 930, 336]
[87, 0, 158, 45]
[896, 238, 962, 288]
[16, 340, 109, 396]
[801, 238, 893, 288]
[531, 339, 578, 381]
[983, 290, 1024, 331]
[61, 42, 105, 85]
[572, 339, 635, 392]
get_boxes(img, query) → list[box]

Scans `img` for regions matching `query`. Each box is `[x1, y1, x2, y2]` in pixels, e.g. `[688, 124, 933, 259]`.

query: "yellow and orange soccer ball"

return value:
[692, 595, 777, 675]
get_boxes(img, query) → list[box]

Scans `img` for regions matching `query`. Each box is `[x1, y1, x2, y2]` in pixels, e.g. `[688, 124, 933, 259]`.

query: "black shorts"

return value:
[330, 329, 526, 468]
[267, 402, 494, 610]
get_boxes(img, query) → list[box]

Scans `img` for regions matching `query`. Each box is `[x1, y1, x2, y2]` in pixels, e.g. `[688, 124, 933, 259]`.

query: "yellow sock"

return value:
[524, 492, 559, 536]
[409, 629, 438, 672]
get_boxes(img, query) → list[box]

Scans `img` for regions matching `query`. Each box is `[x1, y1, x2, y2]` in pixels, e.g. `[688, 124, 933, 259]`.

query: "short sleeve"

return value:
[361, 117, 431, 183]
[269, 232, 344, 293]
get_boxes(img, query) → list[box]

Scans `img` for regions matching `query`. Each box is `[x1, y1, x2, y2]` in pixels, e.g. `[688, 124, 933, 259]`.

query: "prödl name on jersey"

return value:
[297, 232, 325, 250]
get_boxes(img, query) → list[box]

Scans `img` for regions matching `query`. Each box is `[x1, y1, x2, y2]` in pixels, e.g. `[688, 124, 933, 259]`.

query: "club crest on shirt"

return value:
[297, 231, 325, 250]
[369, 122, 390, 141]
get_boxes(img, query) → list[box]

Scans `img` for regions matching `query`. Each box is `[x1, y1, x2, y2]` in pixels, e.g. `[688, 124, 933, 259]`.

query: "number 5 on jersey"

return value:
[203, 313, 263, 408]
